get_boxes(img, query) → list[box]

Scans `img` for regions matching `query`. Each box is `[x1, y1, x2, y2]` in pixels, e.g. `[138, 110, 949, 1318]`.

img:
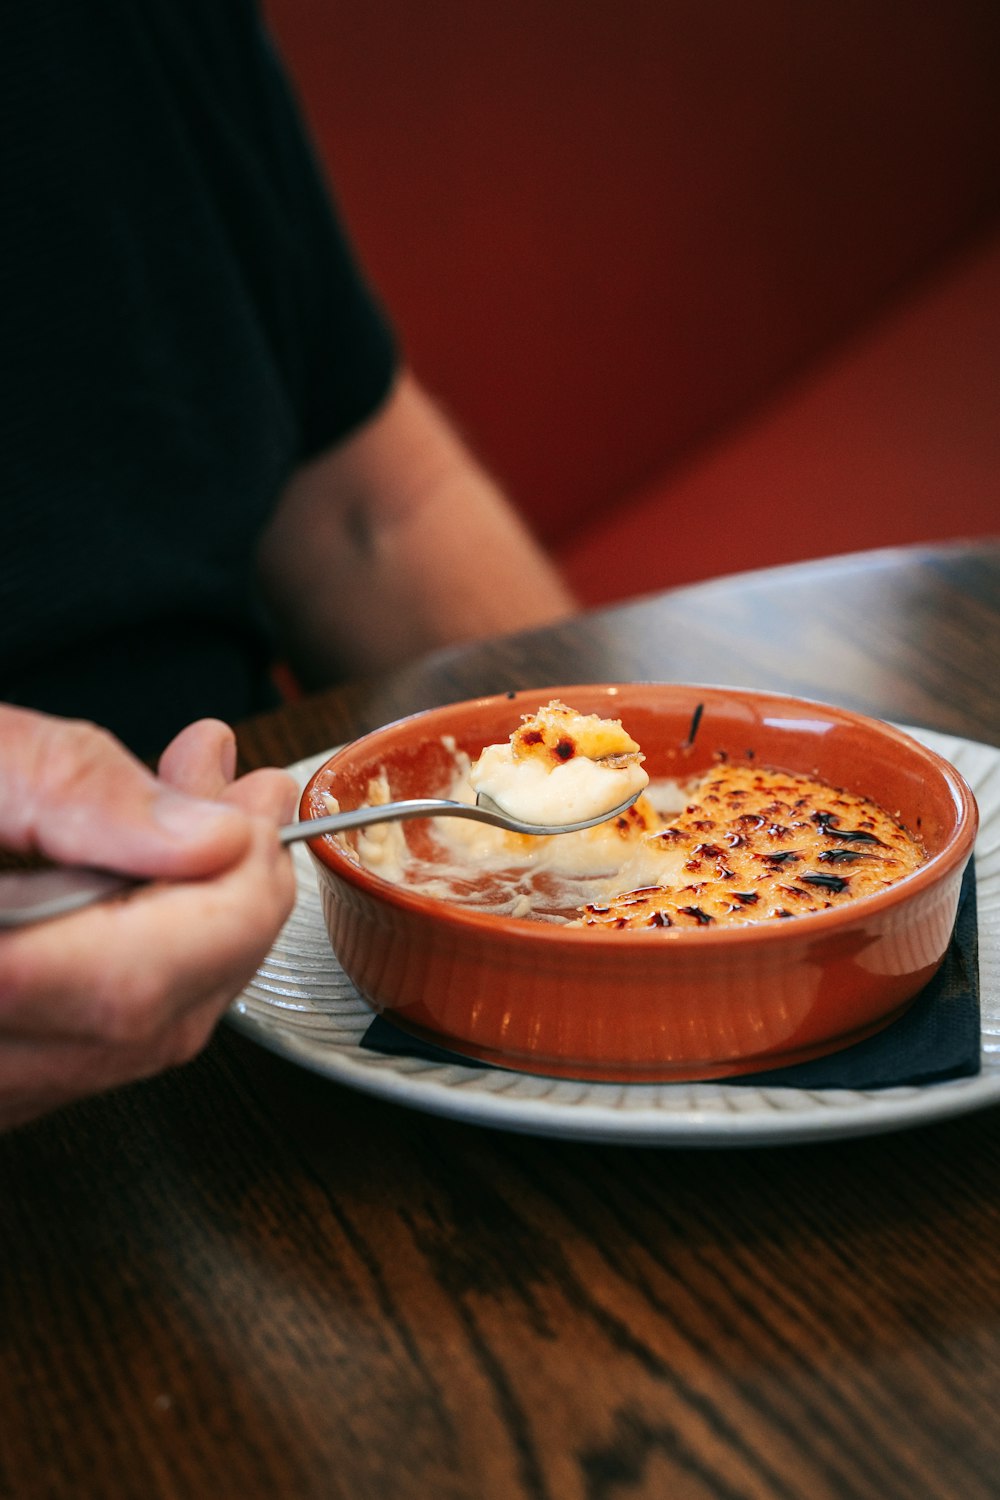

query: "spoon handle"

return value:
[279, 798, 484, 842]
[0, 866, 139, 928]
[0, 793, 638, 927]
[0, 800, 483, 928]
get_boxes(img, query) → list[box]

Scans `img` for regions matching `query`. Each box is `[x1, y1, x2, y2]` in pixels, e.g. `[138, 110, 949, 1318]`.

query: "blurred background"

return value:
[264, 0, 1000, 605]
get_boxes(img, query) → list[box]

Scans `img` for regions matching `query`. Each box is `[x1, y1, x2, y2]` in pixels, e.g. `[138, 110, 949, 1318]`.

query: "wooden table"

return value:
[2, 541, 999, 1500]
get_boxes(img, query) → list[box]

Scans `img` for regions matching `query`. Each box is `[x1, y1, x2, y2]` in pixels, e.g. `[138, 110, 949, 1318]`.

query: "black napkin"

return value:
[360, 863, 980, 1089]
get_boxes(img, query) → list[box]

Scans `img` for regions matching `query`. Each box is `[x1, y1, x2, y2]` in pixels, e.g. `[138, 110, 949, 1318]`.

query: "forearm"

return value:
[256, 373, 578, 684]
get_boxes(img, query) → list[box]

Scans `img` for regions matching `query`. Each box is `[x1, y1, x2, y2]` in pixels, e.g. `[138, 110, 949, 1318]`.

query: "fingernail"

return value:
[219, 730, 238, 784]
[153, 791, 240, 839]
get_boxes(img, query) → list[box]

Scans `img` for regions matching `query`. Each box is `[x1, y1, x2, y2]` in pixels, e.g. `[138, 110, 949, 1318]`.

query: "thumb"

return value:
[0, 705, 251, 878]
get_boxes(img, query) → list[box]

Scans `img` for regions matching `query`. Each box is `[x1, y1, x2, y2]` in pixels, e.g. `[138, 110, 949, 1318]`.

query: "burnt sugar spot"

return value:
[801, 871, 850, 893]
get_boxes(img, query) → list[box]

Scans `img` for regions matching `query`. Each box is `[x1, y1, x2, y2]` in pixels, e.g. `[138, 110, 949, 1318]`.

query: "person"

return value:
[0, 1, 575, 1130]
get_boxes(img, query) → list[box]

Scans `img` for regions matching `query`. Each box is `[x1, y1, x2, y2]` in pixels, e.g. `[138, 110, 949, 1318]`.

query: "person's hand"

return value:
[0, 706, 298, 1131]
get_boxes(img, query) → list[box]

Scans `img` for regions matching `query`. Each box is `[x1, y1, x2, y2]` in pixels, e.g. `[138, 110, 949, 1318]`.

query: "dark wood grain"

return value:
[2, 542, 999, 1500]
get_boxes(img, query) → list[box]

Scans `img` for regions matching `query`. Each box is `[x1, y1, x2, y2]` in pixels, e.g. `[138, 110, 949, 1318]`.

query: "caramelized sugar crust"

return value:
[579, 763, 925, 929]
[511, 700, 641, 767]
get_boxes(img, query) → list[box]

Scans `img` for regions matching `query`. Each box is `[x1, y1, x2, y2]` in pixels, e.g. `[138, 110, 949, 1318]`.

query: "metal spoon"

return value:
[0, 789, 642, 928]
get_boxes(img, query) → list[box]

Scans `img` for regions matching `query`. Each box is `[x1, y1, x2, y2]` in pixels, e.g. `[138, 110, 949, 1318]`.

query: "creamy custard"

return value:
[469, 700, 649, 824]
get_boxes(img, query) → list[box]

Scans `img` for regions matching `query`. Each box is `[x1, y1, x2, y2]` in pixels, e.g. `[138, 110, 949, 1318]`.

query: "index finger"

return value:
[0, 706, 251, 879]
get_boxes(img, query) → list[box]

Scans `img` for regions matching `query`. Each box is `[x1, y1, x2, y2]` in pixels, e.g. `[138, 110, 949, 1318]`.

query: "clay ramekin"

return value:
[299, 684, 978, 1082]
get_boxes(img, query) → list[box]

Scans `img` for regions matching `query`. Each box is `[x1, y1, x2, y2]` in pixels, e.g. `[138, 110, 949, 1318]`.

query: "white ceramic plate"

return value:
[229, 727, 1000, 1146]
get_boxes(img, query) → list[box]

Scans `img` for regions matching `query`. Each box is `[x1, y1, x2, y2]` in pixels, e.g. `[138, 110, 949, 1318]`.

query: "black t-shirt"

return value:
[0, 0, 397, 756]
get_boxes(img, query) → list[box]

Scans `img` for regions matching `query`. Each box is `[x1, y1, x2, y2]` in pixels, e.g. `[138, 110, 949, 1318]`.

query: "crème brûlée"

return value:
[579, 762, 925, 929]
[469, 700, 650, 824]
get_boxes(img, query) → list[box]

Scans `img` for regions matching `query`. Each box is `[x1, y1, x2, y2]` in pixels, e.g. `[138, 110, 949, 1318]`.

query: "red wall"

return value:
[264, 1, 1000, 574]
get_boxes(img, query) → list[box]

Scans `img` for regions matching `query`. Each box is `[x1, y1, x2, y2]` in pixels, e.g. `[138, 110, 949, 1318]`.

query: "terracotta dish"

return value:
[299, 685, 978, 1082]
